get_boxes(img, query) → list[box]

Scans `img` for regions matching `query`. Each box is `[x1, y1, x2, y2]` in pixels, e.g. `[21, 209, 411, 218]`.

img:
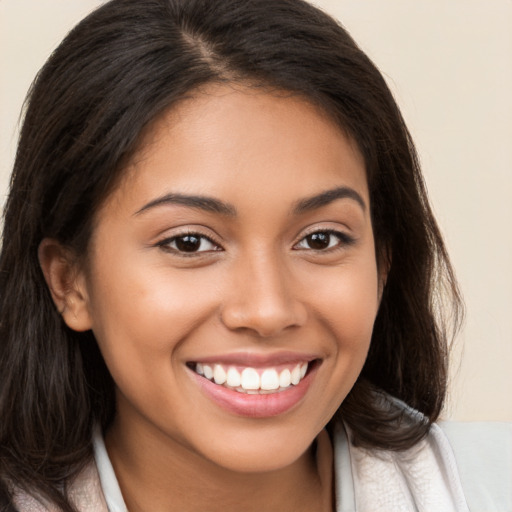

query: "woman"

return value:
[0, 0, 509, 511]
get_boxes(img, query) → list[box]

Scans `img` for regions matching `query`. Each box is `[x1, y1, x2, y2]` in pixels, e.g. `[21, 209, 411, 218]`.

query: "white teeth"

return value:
[226, 367, 241, 387]
[194, 361, 311, 393]
[290, 364, 301, 385]
[260, 369, 280, 390]
[279, 368, 292, 388]
[213, 364, 227, 385]
[241, 368, 260, 390]
[203, 364, 213, 380]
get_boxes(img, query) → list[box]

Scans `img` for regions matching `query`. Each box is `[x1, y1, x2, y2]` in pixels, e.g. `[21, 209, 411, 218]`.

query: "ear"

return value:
[38, 238, 93, 332]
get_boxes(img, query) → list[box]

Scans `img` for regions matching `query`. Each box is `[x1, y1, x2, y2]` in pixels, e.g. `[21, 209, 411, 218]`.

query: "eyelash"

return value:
[156, 229, 354, 256]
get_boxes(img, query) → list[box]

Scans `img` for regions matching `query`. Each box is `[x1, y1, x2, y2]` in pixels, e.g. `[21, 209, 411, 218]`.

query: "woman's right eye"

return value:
[293, 230, 355, 252]
[158, 234, 221, 254]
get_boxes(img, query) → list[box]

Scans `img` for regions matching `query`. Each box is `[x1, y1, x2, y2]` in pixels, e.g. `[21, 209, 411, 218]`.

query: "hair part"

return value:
[0, 0, 463, 508]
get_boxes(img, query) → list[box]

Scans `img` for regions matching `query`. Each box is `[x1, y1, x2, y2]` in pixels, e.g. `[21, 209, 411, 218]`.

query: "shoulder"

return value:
[439, 421, 512, 512]
[332, 420, 512, 512]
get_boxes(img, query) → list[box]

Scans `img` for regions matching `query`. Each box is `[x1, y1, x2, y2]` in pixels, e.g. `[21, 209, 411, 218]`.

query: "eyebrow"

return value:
[134, 193, 237, 217]
[134, 186, 366, 217]
[293, 186, 366, 214]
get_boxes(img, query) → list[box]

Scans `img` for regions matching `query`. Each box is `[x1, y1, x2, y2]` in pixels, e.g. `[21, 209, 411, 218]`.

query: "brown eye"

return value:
[159, 234, 221, 254]
[305, 232, 330, 250]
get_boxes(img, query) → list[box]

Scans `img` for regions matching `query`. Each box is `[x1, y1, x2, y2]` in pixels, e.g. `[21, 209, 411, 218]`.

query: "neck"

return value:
[105, 417, 333, 512]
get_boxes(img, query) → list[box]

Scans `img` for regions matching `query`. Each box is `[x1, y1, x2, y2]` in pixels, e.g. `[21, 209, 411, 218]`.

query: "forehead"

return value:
[107, 83, 369, 217]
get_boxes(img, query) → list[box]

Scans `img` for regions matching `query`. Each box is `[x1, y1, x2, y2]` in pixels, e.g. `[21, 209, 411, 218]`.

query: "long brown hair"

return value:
[0, 0, 462, 509]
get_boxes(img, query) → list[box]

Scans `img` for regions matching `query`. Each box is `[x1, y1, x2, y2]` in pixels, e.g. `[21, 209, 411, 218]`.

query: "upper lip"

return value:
[188, 351, 319, 367]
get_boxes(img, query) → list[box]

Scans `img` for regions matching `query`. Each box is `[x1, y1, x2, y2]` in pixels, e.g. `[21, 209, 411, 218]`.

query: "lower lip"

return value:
[190, 366, 317, 418]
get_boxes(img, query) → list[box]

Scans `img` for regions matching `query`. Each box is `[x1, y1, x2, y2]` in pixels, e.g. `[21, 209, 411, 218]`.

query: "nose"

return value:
[220, 253, 307, 338]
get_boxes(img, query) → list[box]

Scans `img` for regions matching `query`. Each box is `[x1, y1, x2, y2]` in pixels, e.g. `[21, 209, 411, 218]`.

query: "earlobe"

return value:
[38, 238, 93, 332]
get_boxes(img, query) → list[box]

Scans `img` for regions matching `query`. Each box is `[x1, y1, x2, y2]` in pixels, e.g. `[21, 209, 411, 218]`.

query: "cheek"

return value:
[85, 267, 223, 432]
[89, 233, 218, 324]
[84, 253, 223, 383]
[307, 256, 380, 342]
[304, 254, 379, 405]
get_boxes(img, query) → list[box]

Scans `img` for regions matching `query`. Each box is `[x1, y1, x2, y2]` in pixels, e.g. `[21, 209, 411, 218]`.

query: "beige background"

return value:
[1, 1, 511, 421]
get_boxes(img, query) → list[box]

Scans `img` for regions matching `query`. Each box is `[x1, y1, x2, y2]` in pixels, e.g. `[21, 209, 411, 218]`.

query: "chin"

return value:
[195, 423, 318, 474]
[210, 445, 311, 474]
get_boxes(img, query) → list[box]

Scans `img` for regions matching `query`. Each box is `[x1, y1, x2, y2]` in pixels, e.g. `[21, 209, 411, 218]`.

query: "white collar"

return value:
[93, 425, 128, 512]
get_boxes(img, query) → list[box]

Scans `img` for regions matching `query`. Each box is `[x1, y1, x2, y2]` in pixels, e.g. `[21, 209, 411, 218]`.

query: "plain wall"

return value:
[1, 0, 511, 421]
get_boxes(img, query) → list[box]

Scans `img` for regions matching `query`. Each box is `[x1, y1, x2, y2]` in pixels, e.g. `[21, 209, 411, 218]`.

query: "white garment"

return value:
[92, 421, 512, 512]
[334, 422, 468, 511]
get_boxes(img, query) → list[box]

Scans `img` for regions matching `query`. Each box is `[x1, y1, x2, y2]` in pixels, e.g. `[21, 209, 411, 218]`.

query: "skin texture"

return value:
[40, 84, 383, 511]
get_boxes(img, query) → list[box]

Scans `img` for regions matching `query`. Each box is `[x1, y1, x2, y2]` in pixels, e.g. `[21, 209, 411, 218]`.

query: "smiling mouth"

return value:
[189, 361, 311, 395]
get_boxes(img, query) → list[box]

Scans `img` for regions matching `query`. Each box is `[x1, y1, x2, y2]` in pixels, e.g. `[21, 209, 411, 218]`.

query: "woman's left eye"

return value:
[294, 230, 353, 251]
[158, 234, 221, 254]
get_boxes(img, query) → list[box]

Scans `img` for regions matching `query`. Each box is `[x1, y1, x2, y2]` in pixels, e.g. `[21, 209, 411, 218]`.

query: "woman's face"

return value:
[77, 84, 381, 472]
